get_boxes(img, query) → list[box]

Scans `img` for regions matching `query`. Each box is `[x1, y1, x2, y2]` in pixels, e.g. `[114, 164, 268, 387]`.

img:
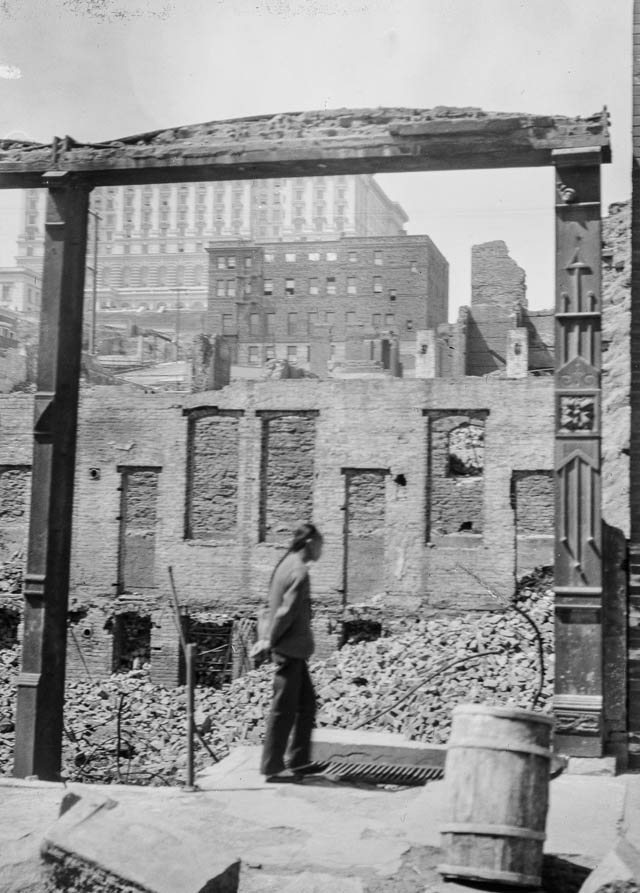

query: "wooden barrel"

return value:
[438, 704, 553, 888]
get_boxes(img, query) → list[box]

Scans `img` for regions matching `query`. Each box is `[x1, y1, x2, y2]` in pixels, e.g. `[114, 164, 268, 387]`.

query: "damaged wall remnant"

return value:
[344, 469, 388, 604]
[259, 411, 317, 543]
[118, 467, 160, 593]
[185, 410, 241, 540]
[428, 411, 488, 538]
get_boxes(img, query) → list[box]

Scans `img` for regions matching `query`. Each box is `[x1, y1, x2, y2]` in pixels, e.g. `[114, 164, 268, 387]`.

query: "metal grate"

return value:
[309, 761, 444, 786]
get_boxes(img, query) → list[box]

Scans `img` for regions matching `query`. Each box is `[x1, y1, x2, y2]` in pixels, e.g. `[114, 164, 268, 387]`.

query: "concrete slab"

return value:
[43, 787, 241, 893]
[311, 727, 446, 767]
[578, 835, 640, 892]
[545, 775, 627, 859]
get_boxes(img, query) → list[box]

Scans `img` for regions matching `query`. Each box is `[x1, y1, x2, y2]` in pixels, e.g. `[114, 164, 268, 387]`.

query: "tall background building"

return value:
[14, 175, 408, 315]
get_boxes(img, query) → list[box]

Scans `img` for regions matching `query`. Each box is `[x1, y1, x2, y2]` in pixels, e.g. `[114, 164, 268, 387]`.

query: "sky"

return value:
[0, 0, 633, 319]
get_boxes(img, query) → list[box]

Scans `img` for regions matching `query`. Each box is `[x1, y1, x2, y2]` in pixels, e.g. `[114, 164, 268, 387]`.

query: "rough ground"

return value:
[0, 569, 553, 785]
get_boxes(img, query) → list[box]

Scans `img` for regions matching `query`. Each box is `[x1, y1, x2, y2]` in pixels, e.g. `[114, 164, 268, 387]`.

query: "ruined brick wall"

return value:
[427, 412, 487, 539]
[259, 411, 317, 543]
[186, 410, 241, 540]
[0, 378, 554, 681]
[471, 240, 526, 308]
[511, 471, 553, 535]
[119, 468, 159, 592]
[345, 469, 387, 604]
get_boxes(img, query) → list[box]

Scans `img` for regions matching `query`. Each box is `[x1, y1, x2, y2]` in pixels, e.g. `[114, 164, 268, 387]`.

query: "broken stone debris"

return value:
[0, 573, 553, 785]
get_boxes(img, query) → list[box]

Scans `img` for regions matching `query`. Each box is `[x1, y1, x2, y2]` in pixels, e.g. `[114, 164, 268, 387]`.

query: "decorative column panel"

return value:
[13, 176, 90, 779]
[628, 0, 640, 770]
[552, 149, 604, 756]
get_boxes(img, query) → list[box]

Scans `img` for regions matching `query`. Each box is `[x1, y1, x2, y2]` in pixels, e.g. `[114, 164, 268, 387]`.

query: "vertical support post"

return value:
[13, 176, 91, 780]
[185, 642, 196, 791]
[552, 149, 604, 756]
[628, 0, 640, 770]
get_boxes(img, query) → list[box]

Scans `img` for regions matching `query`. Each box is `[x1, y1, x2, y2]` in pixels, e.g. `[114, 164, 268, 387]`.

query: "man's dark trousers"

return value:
[261, 653, 316, 776]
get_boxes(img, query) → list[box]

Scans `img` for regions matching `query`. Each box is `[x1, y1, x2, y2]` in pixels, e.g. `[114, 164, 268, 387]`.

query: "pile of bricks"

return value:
[0, 570, 553, 784]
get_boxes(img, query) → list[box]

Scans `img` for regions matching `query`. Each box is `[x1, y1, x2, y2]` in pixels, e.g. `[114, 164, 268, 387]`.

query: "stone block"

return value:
[578, 835, 640, 892]
[42, 789, 240, 893]
[566, 756, 618, 776]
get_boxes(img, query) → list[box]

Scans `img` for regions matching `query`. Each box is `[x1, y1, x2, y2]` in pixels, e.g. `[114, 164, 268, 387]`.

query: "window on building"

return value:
[325, 310, 335, 326]
[265, 344, 275, 360]
[326, 251, 337, 262]
[244, 256, 252, 269]
[374, 250, 383, 265]
[244, 280, 252, 296]
[295, 189, 304, 201]
[308, 311, 318, 332]
[347, 277, 357, 295]
[285, 253, 296, 263]
[285, 278, 295, 297]
[372, 313, 381, 327]
[373, 276, 383, 294]
[326, 277, 336, 295]
[227, 256, 236, 269]
[385, 313, 395, 327]
[222, 314, 234, 332]
[287, 345, 298, 362]
[266, 313, 275, 336]
[248, 346, 260, 365]
[264, 253, 274, 263]
[348, 250, 357, 263]
[346, 311, 356, 325]
[217, 257, 225, 270]
[216, 280, 225, 296]
[227, 280, 236, 297]
[264, 279, 273, 296]
[406, 320, 413, 330]
[309, 278, 319, 295]
[389, 289, 397, 302]
[287, 312, 297, 336]
[249, 313, 260, 336]
[308, 252, 320, 261]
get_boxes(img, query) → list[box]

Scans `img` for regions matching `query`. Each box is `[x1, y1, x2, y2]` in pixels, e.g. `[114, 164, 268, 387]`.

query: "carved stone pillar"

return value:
[13, 176, 90, 779]
[552, 149, 604, 756]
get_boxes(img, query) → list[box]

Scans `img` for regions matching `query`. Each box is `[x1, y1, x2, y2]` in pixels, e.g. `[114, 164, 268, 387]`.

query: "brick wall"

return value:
[511, 471, 554, 535]
[0, 377, 554, 682]
[119, 467, 159, 592]
[471, 240, 526, 307]
[259, 411, 317, 543]
[427, 412, 487, 538]
[186, 410, 241, 540]
[345, 469, 387, 604]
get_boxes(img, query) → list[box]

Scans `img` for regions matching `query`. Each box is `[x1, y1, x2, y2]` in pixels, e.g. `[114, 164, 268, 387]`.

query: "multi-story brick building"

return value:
[206, 234, 449, 371]
[14, 175, 408, 315]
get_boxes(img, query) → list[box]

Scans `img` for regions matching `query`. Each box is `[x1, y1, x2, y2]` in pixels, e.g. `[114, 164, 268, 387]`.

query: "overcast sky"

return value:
[0, 0, 632, 318]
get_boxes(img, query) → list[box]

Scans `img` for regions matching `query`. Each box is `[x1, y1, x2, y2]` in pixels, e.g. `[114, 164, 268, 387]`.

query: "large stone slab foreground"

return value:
[578, 835, 640, 893]
[42, 789, 240, 893]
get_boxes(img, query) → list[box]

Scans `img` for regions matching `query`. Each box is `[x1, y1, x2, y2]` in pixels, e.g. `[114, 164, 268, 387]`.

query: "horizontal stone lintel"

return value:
[0, 107, 610, 188]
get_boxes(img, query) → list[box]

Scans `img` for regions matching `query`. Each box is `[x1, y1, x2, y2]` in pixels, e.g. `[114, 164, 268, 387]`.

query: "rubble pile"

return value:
[0, 571, 553, 785]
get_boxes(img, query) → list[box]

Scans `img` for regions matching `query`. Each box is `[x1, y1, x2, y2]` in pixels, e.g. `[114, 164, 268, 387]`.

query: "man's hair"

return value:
[268, 522, 322, 586]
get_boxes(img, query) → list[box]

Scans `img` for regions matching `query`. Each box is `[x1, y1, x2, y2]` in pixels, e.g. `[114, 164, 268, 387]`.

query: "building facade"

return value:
[206, 234, 449, 371]
[0, 266, 41, 315]
[14, 175, 408, 315]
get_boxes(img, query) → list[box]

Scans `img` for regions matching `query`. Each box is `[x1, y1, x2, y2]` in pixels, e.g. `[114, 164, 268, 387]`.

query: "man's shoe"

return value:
[264, 769, 302, 783]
